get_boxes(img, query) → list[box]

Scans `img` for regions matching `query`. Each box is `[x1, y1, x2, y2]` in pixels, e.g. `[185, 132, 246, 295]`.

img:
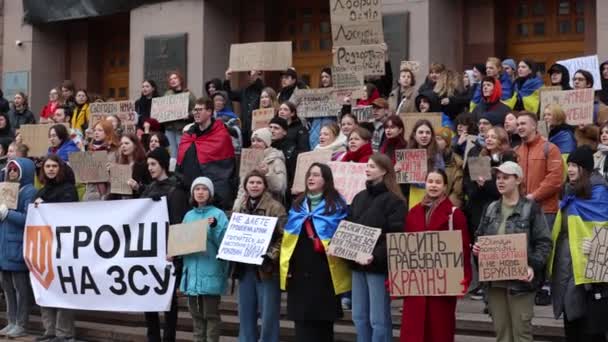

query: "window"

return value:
[534, 22, 545, 35]
[558, 0, 570, 15]
[575, 0, 584, 14]
[320, 39, 331, 50]
[119, 88, 127, 98]
[300, 40, 311, 52]
[518, 2, 528, 17]
[320, 21, 331, 34]
[302, 23, 311, 34]
[518, 23, 529, 37]
[532, 2, 544, 16]
[576, 18, 584, 33]
[558, 20, 570, 33]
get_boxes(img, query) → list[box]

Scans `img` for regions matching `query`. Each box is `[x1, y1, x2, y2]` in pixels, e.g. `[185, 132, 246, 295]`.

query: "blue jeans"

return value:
[351, 271, 392, 342]
[238, 267, 281, 342]
[165, 129, 182, 158]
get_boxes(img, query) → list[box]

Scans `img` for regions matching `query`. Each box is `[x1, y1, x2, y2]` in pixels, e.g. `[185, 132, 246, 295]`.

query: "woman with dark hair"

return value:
[70, 89, 90, 133]
[135, 80, 159, 129]
[551, 145, 608, 341]
[400, 169, 471, 342]
[0, 112, 13, 139]
[60, 80, 76, 113]
[114, 134, 151, 197]
[309, 68, 339, 149]
[408, 119, 444, 171]
[148, 131, 169, 152]
[164, 71, 197, 157]
[338, 126, 373, 163]
[277, 101, 310, 157]
[548, 64, 572, 90]
[599, 60, 608, 106]
[379, 115, 407, 164]
[572, 69, 601, 149]
[594, 122, 608, 182]
[140, 118, 163, 152]
[280, 163, 349, 342]
[7, 92, 35, 130]
[511, 59, 543, 113]
[389, 68, 418, 114]
[348, 153, 405, 341]
[48, 124, 80, 162]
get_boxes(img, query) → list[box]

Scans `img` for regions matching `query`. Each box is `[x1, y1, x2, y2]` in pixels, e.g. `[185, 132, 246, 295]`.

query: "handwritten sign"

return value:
[330, 0, 384, 46]
[328, 220, 382, 263]
[399, 112, 442, 139]
[229, 42, 292, 72]
[467, 156, 492, 181]
[89, 101, 136, 129]
[109, 163, 133, 195]
[151, 92, 190, 123]
[333, 45, 385, 76]
[251, 108, 275, 131]
[540, 88, 595, 125]
[557, 55, 602, 90]
[395, 149, 427, 184]
[400, 60, 421, 74]
[239, 148, 265, 179]
[218, 213, 278, 265]
[328, 161, 367, 204]
[352, 105, 373, 122]
[332, 68, 365, 99]
[292, 88, 342, 118]
[387, 231, 464, 296]
[68, 151, 109, 183]
[584, 226, 608, 282]
[478, 234, 528, 282]
[19, 124, 55, 157]
[292, 150, 333, 193]
[0, 182, 19, 209]
[167, 221, 207, 257]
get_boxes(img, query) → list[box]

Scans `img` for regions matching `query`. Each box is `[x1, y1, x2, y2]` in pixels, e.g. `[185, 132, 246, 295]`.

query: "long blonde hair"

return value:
[259, 87, 279, 111]
[434, 69, 463, 97]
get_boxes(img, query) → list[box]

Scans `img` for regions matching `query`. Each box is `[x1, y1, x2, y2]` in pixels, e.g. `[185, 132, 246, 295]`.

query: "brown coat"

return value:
[515, 135, 564, 214]
[444, 151, 464, 208]
[388, 86, 417, 114]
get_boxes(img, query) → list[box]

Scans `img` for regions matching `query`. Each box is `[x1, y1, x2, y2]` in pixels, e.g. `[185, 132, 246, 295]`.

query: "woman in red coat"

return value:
[400, 169, 471, 342]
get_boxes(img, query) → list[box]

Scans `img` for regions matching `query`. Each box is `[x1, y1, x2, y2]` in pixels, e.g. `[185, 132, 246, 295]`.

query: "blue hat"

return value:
[502, 58, 516, 71]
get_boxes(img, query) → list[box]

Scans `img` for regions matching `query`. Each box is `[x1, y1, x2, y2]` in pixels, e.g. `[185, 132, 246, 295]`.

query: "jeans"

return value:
[351, 271, 392, 342]
[40, 307, 74, 338]
[0, 271, 31, 328]
[188, 295, 221, 342]
[165, 129, 183, 158]
[238, 268, 281, 342]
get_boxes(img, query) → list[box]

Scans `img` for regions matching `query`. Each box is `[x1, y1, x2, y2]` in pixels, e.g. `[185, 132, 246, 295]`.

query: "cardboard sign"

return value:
[540, 88, 595, 125]
[332, 68, 365, 99]
[557, 55, 602, 90]
[151, 92, 190, 123]
[292, 88, 342, 118]
[467, 156, 492, 181]
[68, 151, 109, 183]
[239, 148, 266, 179]
[292, 150, 333, 193]
[352, 105, 373, 122]
[0, 182, 19, 209]
[328, 220, 382, 263]
[330, 0, 384, 46]
[387, 231, 464, 296]
[585, 226, 608, 282]
[19, 124, 56, 157]
[89, 101, 136, 130]
[218, 213, 279, 265]
[395, 149, 427, 184]
[399, 112, 442, 139]
[251, 108, 275, 131]
[229, 42, 292, 72]
[167, 220, 208, 257]
[328, 161, 367, 204]
[478, 234, 528, 282]
[400, 60, 421, 74]
[333, 45, 386, 76]
[109, 164, 133, 195]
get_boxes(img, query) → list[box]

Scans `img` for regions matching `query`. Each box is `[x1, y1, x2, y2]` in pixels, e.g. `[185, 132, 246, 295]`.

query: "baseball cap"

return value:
[493, 161, 523, 178]
[372, 98, 388, 109]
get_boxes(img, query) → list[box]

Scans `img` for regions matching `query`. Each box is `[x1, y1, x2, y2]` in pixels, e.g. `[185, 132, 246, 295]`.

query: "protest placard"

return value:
[585, 226, 608, 282]
[167, 220, 208, 257]
[333, 45, 385, 76]
[292, 88, 342, 118]
[331, 68, 365, 99]
[251, 108, 275, 131]
[399, 112, 442, 139]
[218, 213, 279, 265]
[0, 182, 19, 209]
[395, 149, 427, 184]
[68, 151, 109, 183]
[387, 230, 464, 296]
[19, 124, 56, 157]
[557, 55, 602, 90]
[478, 234, 528, 282]
[467, 156, 492, 181]
[540, 88, 595, 125]
[352, 105, 373, 122]
[151, 92, 190, 123]
[328, 161, 367, 204]
[24, 198, 175, 311]
[292, 150, 333, 193]
[89, 100, 136, 129]
[328, 220, 382, 263]
[109, 164, 133, 195]
[400, 60, 421, 74]
[330, 0, 384, 46]
[239, 148, 266, 179]
[229, 42, 292, 72]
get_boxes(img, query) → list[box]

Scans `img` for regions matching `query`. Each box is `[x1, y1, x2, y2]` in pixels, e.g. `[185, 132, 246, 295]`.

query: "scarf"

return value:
[380, 137, 407, 164]
[284, 198, 347, 240]
[421, 193, 447, 226]
[342, 143, 373, 163]
[598, 144, 608, 154]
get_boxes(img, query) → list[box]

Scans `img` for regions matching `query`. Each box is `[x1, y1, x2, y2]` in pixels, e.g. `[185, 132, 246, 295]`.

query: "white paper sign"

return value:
[218, 213, 278, 265]
[557, 55, 602, 90]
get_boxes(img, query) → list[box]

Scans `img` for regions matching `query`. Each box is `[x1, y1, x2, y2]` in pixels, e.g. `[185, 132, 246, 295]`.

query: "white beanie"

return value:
[251, 127, 272, 148]
[191, 177, 214, 198]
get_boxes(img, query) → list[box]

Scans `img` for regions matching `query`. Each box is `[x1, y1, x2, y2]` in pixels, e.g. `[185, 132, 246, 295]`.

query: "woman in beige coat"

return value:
[388, 68, 418, 114]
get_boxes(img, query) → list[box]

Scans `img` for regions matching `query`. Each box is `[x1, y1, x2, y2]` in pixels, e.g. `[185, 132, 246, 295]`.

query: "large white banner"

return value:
[24, 198, 176, 312]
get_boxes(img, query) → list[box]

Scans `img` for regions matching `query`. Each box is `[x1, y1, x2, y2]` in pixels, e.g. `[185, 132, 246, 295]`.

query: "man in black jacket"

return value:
[223, 69, 264, 147]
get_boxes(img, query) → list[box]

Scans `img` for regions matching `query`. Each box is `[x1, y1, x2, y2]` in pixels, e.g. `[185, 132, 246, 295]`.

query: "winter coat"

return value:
[48, 139, 80, 162]
[369, 61, 393, 98]
[515, 135, 564, 214]
[234, 147, 287, 209]
[39, 101, 59, 121]
[470, 77, 511, 125]
[163, 89, 196, 132]
[223, 78, 264, 147]
[0, 112, 14, 139]
[0, 158, 37, 271]
[388, 86, 417, 114]
[82, 144, 117, 201]
[70, 103, 90, 133]
[35, 170, 79, 204]
[140, 175, 190, 225]
[287, 118, 310, 156]
[549, 124, 577, 154]
[443, 150, 464, 208]
[177, 118, 237, 210]
[0, 94, 9, 114]
[594, 146, 608, 182]
[348, 181, 406, 273]
[233, 192, 287, 280]
[476, 196, 552, 292]
[7, 107, 36, 130]
[179, 205, 230, 296]
[134, 95, 153, 128]
[401, 196, 471, 342]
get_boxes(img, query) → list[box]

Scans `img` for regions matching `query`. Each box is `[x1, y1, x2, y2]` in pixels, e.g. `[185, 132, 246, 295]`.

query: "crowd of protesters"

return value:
[0, 51, 607, 342]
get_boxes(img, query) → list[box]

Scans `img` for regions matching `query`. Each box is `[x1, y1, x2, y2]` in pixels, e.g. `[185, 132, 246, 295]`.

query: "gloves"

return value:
[0, 204, 8, 221]
[582, 238, 592, 256]
[151, 195, 162, 202]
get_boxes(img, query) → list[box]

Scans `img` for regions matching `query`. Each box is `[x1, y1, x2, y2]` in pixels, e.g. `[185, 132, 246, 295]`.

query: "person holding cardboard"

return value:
[82, 120, 119, 201]
[473, 161, 552, 342]
[223, 69, 264, 148]
[164, 71, 196, 158]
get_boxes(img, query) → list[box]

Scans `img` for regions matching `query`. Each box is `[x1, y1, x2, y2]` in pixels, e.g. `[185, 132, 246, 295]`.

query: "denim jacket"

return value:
[476, 197, 552, 293]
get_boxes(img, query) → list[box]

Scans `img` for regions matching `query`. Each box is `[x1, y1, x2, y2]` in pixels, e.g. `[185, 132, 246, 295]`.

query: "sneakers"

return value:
[469, 288, 484, 301]
[7, 325, 27, 338]
[35, 335, 56, 341]
[0, 324, 14, 336]
[50, 336, 74, 342]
